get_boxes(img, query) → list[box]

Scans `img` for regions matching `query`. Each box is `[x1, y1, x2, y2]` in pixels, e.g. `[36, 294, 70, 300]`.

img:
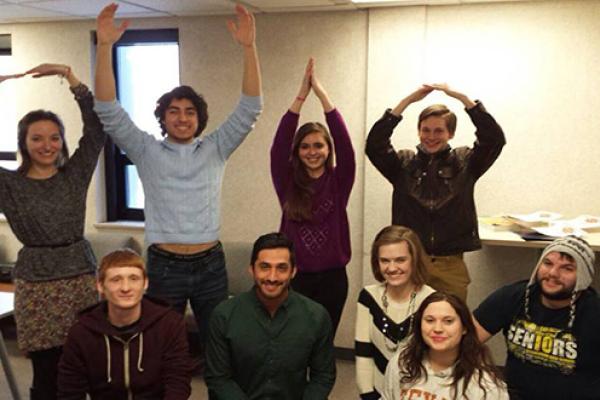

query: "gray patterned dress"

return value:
[0, 84, 105, 351]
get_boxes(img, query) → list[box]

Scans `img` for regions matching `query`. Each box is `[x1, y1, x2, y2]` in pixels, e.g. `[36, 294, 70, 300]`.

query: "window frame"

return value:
[101, 29, 179, 221]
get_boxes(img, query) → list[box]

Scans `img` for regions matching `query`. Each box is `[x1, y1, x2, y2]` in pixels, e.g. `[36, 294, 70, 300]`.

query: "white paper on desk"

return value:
[508, 211, 562, 223]
[570, 215, 600, 230]
[534, 221, 586, 238]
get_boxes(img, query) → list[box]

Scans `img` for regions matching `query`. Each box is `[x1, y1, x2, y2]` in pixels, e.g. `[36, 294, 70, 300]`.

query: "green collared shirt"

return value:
[205, 288, 336, 400]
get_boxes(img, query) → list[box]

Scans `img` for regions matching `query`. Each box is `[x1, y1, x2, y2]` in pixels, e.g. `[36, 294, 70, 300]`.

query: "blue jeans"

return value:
[146, 243, 228, 348]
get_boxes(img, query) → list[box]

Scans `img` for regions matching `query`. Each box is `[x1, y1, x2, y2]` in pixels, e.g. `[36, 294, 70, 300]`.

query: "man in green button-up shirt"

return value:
[205, 232, 336, 399]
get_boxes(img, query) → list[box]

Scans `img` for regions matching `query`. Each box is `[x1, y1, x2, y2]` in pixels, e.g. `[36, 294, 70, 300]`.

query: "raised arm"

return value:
[95, 3, 129, 102]
[428, 83, 476, 110]
[430, 83, 505, 176]
[317, 68, 355, 200]
[26, 64, 106, 180]
[227, 4, 261, 97]
[26, 63, 81, 89]
[93, 4, 155, 163]
[366, 86, 432, 183]
[390, 85, 434, 117]
[0, 73, 24, 84]
[310, 61, 334, 113]
[270, 108, 298, 204]
[270, 59, 317, 203]
[289, 58, 313, 114]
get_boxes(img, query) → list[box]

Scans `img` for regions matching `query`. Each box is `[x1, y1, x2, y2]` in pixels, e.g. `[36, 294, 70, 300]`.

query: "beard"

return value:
[536, 275, 575, 301]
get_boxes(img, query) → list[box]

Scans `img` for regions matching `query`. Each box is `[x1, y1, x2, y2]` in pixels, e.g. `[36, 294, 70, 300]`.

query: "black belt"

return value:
[25, 239, 84, 249]
[148, 242, 222, 261]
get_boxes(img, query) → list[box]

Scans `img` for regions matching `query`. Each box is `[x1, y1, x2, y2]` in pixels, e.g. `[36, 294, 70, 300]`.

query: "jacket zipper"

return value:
[427, 156, 435, 252]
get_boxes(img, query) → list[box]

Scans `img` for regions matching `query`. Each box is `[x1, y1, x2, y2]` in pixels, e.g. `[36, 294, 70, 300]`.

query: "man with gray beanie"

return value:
[473, 236, 600, 400]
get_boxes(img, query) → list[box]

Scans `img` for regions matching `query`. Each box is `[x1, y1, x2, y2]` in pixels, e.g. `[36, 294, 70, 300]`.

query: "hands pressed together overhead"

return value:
[292, 57, 334, 113]
[405, 83, 466, 103]
[392, 83, 475, 116]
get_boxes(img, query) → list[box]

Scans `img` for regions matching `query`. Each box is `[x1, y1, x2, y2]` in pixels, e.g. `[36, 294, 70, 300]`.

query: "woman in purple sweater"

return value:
[270, 58, 355, 334]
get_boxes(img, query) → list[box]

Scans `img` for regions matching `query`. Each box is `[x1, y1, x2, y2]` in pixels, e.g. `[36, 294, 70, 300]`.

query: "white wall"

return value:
[1, 0, 599, 357]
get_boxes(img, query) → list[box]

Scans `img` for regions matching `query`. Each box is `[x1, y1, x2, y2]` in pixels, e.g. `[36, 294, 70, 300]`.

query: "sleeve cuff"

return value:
[465, 99, 486, 114]
[240, 94, 264, 111]
[93, 98, 120, 113]
[382, 109, 403, 125]
[69, 83, 89, 99]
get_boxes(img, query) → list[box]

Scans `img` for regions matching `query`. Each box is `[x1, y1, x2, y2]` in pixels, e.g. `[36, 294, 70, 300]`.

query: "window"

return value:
[0, 34, 17, 171]
[103, 29, 180, 221]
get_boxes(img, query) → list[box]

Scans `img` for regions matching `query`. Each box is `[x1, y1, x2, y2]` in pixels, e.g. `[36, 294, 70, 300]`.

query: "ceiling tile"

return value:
[247, 0, 339, 6]
[0, 3, 66, 22]
[126, 0, 235, 15]
[246, 0, 357, 12]
[0, 0, 537, 23]
[19, 0, 163, 17]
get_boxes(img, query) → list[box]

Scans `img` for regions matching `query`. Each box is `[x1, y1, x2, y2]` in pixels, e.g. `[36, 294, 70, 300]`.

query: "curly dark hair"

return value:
[17, 110, 69, 175]
[154, 85, 208, 138]
[283, 122, 334, 221]
[397, 292, 504, 400]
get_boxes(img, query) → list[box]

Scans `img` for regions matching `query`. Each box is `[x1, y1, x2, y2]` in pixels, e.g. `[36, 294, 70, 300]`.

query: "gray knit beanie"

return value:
[524, 236, 595, 329]
[527, 235, 595, 292]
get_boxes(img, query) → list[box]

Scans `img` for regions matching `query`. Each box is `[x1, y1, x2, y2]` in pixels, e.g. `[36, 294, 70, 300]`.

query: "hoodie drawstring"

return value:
[104, 334, 112, 383]
[137, 332, 144, 372]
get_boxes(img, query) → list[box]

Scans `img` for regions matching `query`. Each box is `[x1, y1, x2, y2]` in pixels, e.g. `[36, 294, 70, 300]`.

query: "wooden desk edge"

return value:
[0, 283, 14, 293]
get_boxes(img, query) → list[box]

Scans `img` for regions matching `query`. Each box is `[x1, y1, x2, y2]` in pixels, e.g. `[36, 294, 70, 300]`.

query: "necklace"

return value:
[381, 285, 417, 352]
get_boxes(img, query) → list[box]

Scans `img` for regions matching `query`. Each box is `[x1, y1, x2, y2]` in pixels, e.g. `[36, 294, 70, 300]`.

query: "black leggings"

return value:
[29, 346, 62, 400]
[291, 268, 348, 337]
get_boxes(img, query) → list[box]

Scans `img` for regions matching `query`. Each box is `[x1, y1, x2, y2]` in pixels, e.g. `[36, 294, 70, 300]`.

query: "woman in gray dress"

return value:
[0, 64, 105, 399]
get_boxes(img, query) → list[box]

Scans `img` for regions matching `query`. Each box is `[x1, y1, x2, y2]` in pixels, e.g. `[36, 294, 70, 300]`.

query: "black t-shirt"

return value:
[474, 280, 600, 400]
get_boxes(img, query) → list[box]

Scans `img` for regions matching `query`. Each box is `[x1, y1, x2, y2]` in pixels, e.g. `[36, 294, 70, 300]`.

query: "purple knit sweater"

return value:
[270, 109, 355, 273]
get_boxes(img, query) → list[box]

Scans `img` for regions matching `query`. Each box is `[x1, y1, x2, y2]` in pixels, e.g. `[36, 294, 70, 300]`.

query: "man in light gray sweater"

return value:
[93, 3, 263, 358]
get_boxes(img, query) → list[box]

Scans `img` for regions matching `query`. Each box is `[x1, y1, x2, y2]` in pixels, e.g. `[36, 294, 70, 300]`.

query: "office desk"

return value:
[0, 292, 20, 400]
[479, 223, 600, 252]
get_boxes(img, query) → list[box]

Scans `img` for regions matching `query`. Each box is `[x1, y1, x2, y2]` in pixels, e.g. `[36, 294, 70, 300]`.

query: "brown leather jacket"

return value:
[366, 101, 505, 256]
